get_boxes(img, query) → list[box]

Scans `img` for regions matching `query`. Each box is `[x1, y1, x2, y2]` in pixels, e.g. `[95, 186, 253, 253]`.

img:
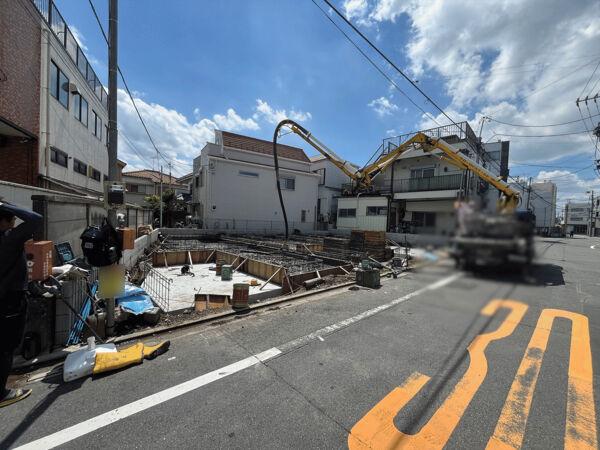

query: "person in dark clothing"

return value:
[0, 201, 42, 408]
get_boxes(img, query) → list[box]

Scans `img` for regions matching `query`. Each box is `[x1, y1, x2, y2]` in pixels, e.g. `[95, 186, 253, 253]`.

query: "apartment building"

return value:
[336, 122, 509, 234]
[0, 0, 108, 195]
[192, 130, 319, 233]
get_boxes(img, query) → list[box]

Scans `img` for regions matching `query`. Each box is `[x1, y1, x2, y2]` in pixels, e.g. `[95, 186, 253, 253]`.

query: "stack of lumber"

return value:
[323, 237, 351, 256]
[350, 230, 387, 260]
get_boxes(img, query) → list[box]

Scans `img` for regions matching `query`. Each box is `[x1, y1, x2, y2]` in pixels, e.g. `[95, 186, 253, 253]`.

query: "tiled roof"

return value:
[221, 131, 310, 163]
[122, 170, 184, 186]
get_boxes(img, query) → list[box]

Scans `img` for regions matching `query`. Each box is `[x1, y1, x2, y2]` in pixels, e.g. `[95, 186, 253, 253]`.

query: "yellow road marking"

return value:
[348, 299, 528, 449]
[487, 309, 597, 450]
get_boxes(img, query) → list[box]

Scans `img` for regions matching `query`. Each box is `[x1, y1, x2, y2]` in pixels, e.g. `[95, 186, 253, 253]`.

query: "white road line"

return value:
[14, 348, 282, 450]
[277, 272, 462, 354]
[15, 272, 461, 450]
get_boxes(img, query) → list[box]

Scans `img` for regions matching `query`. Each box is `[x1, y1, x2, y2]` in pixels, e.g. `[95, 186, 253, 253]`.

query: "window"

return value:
[50, 147, 68, 167]
[338, 208, 356, 218]
[126, 183, 139, 193]
[367, 206, 388, 216]
[410, 167, 435, 179]
[301, 210, 307, 222]
[73, 159, 87, 175]
[195, 176, 199, 188]
[90, 167, 101, 181]
[313, 168, 326, 185]
[50, 61, 69, 108]
[93, 111, 102, 139]
[412, 212, 436, 227]
[239, 170, 259, 178]
[105, 125, 109, 147]
[280, 177, 295, 190]
[73, 94, 88, 126]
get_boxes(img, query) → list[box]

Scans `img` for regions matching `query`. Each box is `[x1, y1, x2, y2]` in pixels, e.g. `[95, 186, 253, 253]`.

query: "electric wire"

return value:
[321, 0, 455, 127]
[310, 0, 441, 127]
[579, 58, 600, 99]
[488, 112, 600, 128]
[87, 0, 191, 174]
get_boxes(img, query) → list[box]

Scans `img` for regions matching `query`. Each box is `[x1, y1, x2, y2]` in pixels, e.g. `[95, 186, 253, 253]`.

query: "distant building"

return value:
[310, 155, 358, 230]
[336, 122, 509, 234]
[511, 180, 557, 233]
[192, 130, 319, 233]
[0, 0, 109, 195]
[122, 169, 186, 207]
[176, 172, 193, 211]
[565, 201, 591, 235]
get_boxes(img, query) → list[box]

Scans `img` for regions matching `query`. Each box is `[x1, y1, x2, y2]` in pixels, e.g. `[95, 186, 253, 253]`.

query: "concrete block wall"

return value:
[121, 230, 159, 269]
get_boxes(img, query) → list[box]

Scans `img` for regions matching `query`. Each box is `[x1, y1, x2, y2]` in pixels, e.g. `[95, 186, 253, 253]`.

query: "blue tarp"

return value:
[115, 283, 155, 315]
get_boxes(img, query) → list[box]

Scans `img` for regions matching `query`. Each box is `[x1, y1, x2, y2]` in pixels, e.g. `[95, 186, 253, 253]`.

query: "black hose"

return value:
[273, 119, 306, 240]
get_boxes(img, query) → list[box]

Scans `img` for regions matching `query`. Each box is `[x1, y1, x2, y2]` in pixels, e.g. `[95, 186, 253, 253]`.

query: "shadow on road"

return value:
[0, 372, 85, 448]
[463, 263, 565, 287]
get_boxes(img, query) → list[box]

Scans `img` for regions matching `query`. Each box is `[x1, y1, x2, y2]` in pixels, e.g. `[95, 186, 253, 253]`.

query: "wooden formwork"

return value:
[288, 264, 354, 291]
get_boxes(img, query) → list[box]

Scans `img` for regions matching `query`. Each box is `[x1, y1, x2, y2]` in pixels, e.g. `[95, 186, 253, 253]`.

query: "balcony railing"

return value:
[32, 0, 108, 109]
[377, 173, 463, 193]
[377, 121, 480, 158]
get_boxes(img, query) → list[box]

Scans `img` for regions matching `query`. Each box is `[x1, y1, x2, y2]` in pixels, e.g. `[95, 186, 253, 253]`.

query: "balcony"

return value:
[367, 173, 462, 195]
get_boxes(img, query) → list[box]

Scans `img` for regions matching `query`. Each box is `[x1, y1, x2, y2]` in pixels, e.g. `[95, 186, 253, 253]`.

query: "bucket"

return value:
[221, 264, 232, 281]
[232, 283, 249, 310]
[215, 260, 224, 276]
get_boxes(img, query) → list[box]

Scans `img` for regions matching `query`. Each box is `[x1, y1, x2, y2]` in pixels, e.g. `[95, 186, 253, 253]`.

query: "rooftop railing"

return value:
[32, 0, 108, 109]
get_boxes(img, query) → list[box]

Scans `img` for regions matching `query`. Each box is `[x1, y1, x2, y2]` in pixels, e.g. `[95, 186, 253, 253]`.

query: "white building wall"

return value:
[39, 23, 108, 194]
[193, 141, 319, 233]
[336, 196, 388, 231]
[310, 157, 356, 222]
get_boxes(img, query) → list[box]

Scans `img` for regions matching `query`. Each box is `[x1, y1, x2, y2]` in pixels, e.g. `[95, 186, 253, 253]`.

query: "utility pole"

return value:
[526, 177, 532, 211]
[106, 0, 118, 337]
[590, 190, 595, 237]
[159, 165, 163, 228]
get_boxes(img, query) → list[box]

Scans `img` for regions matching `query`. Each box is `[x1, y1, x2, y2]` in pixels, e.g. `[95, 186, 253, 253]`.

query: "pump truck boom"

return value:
[272, 119, 533, 268]
[278, 119, 520, 212]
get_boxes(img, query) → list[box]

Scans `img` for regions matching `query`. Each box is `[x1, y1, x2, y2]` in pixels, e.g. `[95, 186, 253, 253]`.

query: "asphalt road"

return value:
[2, 236, 600, 449]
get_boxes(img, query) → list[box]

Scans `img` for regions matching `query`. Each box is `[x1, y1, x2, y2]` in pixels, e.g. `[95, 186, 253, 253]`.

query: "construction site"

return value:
[131, 229, 400, 320]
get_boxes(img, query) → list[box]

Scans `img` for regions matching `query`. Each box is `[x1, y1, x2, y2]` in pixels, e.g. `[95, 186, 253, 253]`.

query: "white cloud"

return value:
[368, 96, 399, 117]
[117, 90, 258, 176]
[213, 108, 259, 131]
[535, 169, 600, 209]
[343, 0, 370, 20]
[253, 99, 312, 125]
[354, 0, 600, 193]
[69, 26, 88, 52]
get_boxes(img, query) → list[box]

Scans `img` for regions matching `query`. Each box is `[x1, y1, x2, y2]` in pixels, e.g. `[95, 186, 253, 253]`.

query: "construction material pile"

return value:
[350, 230, 388, 260]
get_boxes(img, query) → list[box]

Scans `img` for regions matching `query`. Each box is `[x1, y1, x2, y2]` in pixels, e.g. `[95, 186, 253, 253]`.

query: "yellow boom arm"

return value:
[359, 132, 520, 211]
[280, 121, 519, 211]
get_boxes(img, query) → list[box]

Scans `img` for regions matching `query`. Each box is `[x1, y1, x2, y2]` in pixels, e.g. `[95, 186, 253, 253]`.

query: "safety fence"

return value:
[140, 262, 171, 312]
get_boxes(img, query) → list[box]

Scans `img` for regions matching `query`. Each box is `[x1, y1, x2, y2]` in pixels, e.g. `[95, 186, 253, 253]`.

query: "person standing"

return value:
[0, 201, 42, 408]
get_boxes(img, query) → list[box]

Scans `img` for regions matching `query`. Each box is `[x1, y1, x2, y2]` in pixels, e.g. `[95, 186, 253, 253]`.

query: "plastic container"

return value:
[221, 264, 232, 281]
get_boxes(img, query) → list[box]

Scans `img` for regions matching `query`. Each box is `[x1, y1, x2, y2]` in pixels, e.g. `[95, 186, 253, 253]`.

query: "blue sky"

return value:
[54, 0, 600, 205]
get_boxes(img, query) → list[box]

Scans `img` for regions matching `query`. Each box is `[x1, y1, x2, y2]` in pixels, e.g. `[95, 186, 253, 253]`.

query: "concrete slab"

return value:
[147, 264, 282, 312]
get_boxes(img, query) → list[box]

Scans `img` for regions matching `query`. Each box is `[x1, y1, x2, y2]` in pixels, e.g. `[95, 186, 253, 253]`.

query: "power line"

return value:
[485, 57, 600, 120]
[321, 0, 457, 127]
[88, 0, 187, 171]
[310, 0, 441, 127]
[579, 58, 600, 99]
[488, 129, 590, 138]
[488, 112, 600, 128]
